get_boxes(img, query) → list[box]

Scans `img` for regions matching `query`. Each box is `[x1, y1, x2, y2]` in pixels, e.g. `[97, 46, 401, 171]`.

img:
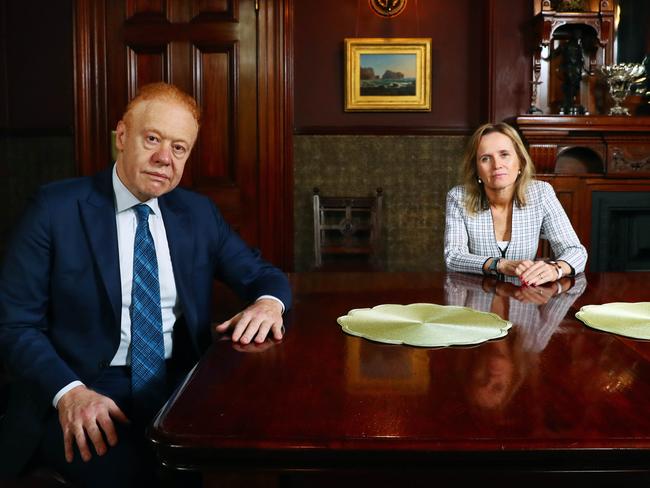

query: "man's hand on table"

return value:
[214, 298, 284, 344]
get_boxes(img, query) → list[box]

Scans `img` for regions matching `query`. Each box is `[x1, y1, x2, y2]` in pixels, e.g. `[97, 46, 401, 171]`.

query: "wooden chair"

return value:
[312, 187, 383, 271]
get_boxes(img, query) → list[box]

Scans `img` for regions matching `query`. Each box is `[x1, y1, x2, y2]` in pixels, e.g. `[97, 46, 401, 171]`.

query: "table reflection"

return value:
[444, 273, 587, 352]
[151, 272, 650, 482]
[444, 273, 587, 418]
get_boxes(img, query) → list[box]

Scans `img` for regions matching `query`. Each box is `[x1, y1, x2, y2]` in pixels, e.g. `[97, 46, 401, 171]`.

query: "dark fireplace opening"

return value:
[591, 192, 650, 272]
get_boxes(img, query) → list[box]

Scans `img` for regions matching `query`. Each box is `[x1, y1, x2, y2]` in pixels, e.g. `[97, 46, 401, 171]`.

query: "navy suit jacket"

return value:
[0, 167, 291, 475]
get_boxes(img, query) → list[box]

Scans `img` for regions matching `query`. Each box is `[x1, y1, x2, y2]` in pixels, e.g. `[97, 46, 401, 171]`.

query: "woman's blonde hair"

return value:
[461, 122, 535, 215]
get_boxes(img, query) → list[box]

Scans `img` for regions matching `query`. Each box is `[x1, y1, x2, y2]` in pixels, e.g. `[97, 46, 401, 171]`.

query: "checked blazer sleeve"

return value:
[538, 182, 588, 273]
[444, 186, 492, 274]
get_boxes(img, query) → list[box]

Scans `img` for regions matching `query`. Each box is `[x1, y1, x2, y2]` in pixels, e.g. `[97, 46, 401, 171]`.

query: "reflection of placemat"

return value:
[575, 302, 650, 340]
[337, 303, 511, 347]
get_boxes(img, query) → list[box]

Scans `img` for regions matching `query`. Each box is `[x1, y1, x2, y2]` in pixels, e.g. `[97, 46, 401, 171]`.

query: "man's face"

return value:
[115, 98, 198, 201]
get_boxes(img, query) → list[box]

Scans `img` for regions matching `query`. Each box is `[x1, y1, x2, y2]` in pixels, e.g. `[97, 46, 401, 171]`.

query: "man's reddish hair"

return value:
[123, 82, 201, 127]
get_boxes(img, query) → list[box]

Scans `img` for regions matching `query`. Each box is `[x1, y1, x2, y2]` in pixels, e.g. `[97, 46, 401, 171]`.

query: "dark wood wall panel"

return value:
[293, 0, 531, 133]
[126, 0, 166, 20]
[556, 189, 577, 221]
[192, 46, 233, 183]
[73, 0, 289, 268]
[293, 0, 486, 132]
[127, 46, 169, 98]
[168, 42, 192, 90]
[2, 0, 73, 130]
[485, 0, 532, 123]
[75, 0, 266, 250]
[0, 1, 8, 128]
[192, 0, 235, 20]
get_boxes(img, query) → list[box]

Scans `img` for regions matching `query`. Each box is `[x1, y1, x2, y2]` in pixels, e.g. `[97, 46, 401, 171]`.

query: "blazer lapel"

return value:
[510, 203, 523, 259]
[159, 193, 197, 329]
[79, 168, 121, 325]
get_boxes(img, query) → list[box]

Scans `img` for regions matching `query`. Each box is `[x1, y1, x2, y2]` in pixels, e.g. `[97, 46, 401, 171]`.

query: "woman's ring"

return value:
[538, 272, 543, 279]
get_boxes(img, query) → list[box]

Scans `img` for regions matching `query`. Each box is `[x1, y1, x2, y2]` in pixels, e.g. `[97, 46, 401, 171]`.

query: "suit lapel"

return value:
[159, 192, 197, 329]
[79, 168, 121, 324]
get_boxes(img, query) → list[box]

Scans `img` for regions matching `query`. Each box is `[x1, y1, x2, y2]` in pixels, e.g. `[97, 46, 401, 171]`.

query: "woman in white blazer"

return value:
[444, 122, 587, 285]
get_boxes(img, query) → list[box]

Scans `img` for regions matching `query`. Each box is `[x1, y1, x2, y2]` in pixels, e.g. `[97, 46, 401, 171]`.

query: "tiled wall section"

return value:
[294, 135, 468, 271]
[0, 136, 76, 257]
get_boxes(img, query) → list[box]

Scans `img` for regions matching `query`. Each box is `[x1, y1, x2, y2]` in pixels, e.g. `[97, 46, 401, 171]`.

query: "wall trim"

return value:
[294, 126, 473, 136]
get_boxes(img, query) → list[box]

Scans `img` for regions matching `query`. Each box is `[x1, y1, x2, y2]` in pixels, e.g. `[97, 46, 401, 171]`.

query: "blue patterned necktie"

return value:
[130, 204, 166, 416]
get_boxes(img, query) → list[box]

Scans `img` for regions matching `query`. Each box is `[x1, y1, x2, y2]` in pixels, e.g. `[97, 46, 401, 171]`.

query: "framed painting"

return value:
[344, 37, 431, 112]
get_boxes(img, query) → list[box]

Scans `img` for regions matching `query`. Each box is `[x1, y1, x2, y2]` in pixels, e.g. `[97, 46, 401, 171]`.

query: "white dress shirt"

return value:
[53, 166, 179, 406]
[111, 165, 180, 366]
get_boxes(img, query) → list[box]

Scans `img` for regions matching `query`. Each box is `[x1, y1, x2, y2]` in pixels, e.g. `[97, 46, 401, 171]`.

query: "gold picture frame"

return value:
[344, 37, 431, 112]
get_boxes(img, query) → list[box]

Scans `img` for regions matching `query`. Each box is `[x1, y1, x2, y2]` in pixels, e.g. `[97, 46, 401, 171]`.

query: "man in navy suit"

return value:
[0, 83, 292, 486]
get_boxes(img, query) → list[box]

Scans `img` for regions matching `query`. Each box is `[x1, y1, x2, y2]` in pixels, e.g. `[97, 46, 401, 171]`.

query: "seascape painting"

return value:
[359, 53, 417, 96]
[345, 38, 430, 111]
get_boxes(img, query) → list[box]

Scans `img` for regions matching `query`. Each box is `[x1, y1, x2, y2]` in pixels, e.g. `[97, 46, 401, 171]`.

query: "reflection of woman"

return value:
[444, 123, 587, 286]
[445, 272, 587, 353]
[445, 272, 587, 413]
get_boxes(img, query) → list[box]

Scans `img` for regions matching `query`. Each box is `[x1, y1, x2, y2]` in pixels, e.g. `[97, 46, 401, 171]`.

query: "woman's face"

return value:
[468, 342, 515, 410]
[475, 132, 521, 194]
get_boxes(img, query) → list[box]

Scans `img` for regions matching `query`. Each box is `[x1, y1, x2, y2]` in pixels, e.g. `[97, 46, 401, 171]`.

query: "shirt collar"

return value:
[112, 164, 161, 215]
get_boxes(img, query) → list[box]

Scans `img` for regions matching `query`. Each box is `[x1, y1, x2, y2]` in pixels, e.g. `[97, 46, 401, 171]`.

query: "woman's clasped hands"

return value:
[512, 259, 560, 286]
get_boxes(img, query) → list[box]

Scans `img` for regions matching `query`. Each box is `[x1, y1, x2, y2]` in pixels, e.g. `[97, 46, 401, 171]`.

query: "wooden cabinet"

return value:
[531, 0, 615, 116]
[536, 174, 585, 224]
[517, 114, 650, 270]
[518, 115, 650, 175]
[522, 2, 650, 271]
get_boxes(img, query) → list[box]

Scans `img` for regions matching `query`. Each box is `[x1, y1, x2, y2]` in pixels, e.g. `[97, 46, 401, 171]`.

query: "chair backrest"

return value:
[312, 187, 383, 270]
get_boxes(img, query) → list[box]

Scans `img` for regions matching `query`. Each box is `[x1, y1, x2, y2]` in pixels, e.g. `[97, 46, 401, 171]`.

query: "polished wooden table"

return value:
[150, 272, 650, 485]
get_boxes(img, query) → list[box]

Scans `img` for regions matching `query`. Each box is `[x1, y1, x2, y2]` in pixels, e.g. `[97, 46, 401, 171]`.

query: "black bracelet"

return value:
[488, 257, 501, 276]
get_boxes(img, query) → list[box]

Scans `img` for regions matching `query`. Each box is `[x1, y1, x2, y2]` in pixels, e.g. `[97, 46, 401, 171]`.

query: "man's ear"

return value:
[115, 121, 127, 151]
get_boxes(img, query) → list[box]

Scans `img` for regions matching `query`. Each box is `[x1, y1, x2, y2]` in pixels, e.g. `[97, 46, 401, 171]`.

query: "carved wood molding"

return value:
[482, 0, 496, 122]
[368, 0, 407, 18]
[540, 15, 603, 47]
[257, 0, 293, 269]
[73, 0, 109, 176]
[531, 144, 559, 173]
[612, 148, 650, 172]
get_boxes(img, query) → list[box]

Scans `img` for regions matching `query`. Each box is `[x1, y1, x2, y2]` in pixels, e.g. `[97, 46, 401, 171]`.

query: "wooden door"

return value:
[74, 0, 293, 266]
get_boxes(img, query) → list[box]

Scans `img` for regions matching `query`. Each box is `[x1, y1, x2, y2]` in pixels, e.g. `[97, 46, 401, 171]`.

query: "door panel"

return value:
[192, 45, 234, 183]
[191, 0, 235, 19]
[126, 0, 167, 18]
[103, 0, 258, 243]
[127, 46, 169, 91]
[74, 0, 292, 267]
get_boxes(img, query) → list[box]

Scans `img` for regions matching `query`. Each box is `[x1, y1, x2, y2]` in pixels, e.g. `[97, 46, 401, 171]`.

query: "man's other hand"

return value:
[214, 298, 284, 344]
[57, 385, 129, 463]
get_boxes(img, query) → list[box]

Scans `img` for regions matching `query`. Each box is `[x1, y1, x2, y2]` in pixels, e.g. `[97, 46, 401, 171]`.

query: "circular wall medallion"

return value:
[369, 0, 407, 18]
